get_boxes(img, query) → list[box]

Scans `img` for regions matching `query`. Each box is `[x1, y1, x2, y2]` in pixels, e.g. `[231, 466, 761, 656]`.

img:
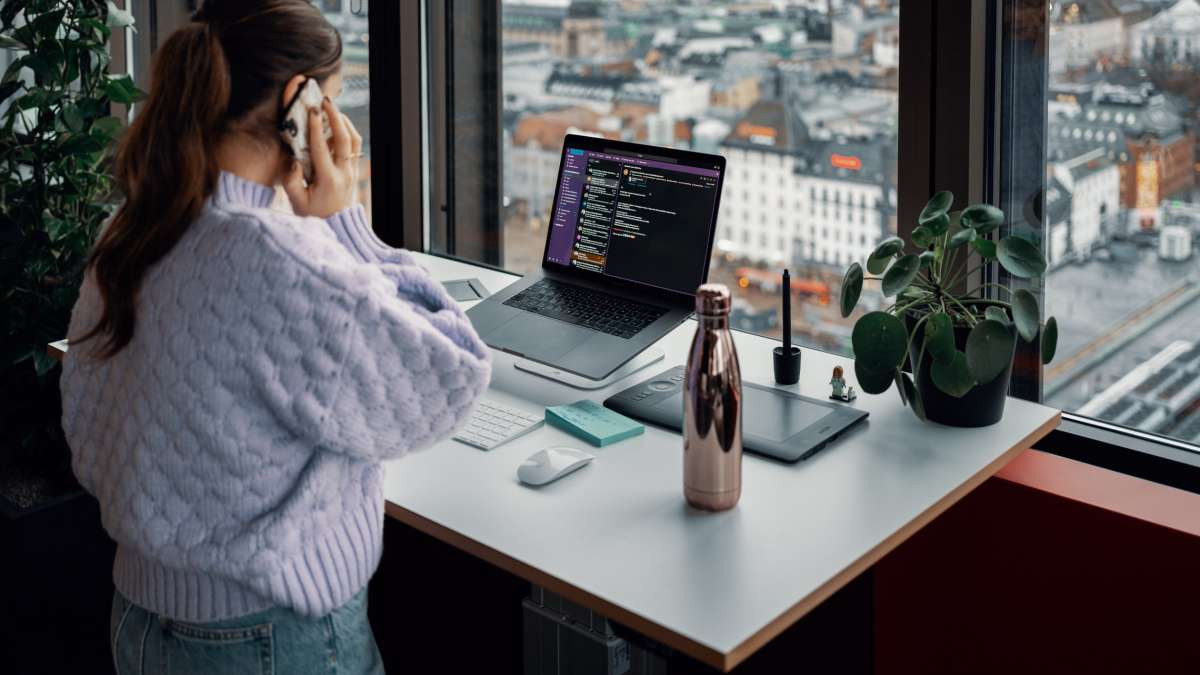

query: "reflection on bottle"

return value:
[683, 284, 743, 512]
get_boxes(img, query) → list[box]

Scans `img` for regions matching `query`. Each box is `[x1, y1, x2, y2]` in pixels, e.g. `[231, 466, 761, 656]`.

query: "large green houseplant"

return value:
[839, 191, 1059, 426]
[0, 0, 142, 510]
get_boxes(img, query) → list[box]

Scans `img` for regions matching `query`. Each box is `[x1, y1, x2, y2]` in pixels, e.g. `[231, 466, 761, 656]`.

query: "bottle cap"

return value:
[695, 284, 731, 316]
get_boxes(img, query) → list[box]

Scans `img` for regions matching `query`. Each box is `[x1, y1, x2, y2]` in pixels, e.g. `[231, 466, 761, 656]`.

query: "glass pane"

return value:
[1041, 1, 1200, 449]
[321, 0, 372, 220]
[0, 48, 15, 119]
[500, 0, 900, 354]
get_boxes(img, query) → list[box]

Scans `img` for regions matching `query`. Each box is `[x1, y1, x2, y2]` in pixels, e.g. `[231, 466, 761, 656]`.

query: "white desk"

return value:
[382, 252, 1060, 671]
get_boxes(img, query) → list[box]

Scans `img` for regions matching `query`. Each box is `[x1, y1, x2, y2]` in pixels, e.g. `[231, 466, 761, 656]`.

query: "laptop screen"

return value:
[542, 140, 724, 296]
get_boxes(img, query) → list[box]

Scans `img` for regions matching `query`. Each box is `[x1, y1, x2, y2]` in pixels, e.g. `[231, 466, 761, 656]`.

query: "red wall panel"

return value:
[875, 460, 1200, 675]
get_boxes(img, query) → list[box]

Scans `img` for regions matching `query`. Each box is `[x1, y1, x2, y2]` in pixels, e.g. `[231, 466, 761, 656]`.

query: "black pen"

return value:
[782, 268, 791, 351]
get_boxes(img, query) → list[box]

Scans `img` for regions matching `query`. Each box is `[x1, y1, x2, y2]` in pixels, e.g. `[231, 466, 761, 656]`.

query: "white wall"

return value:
[1054, 160, 1120, 254]
[507, 142, 563, 218]
[658, 77, 713, 119]
[1048, 220, 1071, 266]
[719, 146, 884, 267]
[1050, 17, 1125, 73]
[1072, 163, 1121, 251]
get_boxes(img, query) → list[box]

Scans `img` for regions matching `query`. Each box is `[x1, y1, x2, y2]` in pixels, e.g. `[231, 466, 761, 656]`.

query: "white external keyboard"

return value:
[454, 399, 545, 450]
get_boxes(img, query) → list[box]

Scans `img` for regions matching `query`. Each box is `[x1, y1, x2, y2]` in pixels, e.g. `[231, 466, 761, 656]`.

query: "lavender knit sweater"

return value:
[61, 172, 491, 622]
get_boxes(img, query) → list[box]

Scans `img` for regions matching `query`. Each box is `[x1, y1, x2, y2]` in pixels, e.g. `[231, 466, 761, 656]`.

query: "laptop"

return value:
[467, 134, 727, 381]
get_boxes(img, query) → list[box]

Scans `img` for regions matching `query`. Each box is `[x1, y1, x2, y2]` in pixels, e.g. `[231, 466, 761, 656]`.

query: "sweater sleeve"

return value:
[325, 205, 418, 267]
[318, 268, 491, 460]
[256, 213, 491, 461]
[324, 205, 468, 317]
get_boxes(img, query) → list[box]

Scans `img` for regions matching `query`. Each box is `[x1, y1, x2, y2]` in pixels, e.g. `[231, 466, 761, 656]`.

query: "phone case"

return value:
[279, 78, 332, 183]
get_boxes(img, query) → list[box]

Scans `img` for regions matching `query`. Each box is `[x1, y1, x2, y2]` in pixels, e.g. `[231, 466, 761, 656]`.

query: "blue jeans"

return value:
[110, 589, 384, 675]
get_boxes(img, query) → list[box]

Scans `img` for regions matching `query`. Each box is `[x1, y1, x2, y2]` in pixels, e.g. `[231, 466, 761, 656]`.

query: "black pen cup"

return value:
[773, 345, 802, 385]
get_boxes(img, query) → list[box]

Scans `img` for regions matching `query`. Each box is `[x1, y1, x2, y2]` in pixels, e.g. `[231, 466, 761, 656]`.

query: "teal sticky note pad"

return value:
[545, 400, 644, 447]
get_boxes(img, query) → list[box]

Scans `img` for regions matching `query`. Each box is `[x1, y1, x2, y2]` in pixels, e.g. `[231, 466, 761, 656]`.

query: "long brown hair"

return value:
[77, 0, 342, 357]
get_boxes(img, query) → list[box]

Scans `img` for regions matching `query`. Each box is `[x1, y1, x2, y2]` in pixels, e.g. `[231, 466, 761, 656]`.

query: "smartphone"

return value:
[279, 78, 332, 183]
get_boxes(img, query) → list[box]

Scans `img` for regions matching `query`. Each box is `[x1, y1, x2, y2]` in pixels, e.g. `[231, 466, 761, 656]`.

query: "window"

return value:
[321, 2, 372, 220]
[436, 0, 903, 355]
[1002, 0, 1200, 454]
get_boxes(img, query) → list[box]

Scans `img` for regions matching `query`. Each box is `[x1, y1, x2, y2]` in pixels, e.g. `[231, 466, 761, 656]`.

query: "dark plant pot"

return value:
[905, 300, 1015, 427]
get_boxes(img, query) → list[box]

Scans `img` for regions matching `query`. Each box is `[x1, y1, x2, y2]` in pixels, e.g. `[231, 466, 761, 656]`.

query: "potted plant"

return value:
[837, 191, 1058, 426]
[0, 0, 143, 513]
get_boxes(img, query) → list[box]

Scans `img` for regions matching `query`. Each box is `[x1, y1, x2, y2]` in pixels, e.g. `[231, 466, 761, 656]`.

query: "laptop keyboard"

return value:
[503, 279, 668, 339]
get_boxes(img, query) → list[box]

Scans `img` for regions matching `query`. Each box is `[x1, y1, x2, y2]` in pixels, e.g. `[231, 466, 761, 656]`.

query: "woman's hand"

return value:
[283, 97, 363, 218]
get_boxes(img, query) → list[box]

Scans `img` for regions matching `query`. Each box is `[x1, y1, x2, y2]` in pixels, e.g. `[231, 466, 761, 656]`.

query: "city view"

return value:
[500, 0, 1200, 448]
[321, 1, 373, 219]
[502, 0, 898, 349]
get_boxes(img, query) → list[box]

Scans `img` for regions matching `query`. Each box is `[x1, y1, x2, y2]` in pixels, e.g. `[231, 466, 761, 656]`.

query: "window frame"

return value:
[422, 0, 503, 265]
[406, 0, 1200, 489]
[983, 0, 1200, 484]
[370, 0, 423, 249]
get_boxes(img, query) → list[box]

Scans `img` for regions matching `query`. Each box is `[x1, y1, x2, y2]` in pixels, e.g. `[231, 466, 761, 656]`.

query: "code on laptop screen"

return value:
[544, 146, 722, 296]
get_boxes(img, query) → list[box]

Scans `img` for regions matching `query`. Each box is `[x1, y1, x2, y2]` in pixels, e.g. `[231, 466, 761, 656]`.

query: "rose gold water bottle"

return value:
[683, 284, 743, 511]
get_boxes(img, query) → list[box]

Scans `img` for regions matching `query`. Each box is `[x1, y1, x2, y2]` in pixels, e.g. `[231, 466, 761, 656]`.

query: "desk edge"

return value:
[723, 409, 1061, 669]
[383, 500, 729, 669]
[387, 409, 1061, 672]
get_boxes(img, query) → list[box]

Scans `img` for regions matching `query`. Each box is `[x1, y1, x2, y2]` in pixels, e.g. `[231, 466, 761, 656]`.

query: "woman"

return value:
[60, 1, 490, 672]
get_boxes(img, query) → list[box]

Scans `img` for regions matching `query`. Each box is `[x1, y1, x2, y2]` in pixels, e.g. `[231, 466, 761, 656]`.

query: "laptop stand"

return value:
[514, 349, 665, 391]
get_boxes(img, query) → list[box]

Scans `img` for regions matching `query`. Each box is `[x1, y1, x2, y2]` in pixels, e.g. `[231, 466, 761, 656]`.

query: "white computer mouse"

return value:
[517, 446, 595, 487]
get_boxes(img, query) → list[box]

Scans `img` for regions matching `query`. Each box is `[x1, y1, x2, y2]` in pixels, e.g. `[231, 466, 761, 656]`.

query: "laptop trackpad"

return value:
[488, 315, 590, 360]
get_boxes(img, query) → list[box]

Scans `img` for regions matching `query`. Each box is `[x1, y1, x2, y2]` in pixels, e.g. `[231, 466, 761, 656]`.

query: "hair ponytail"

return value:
[77, 0, 341, 357]
[77, 23, 229, 356]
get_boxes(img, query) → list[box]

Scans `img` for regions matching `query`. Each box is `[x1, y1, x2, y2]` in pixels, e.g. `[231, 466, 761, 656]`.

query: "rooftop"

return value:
[510, 107, 619, 149]
[1049, 82, 1188, 159]
[1132, 0, 1200, 33]
[718, 98, 896, 187]
[722, 100, 794, 151]
[1052, 0, 1123, 23]
[1059, 147, 1116, 181]
[1045, 175, 1072, 223]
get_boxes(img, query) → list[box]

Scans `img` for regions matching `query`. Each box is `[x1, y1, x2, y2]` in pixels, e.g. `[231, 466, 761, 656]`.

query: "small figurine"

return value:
[829, 365, 857, 402]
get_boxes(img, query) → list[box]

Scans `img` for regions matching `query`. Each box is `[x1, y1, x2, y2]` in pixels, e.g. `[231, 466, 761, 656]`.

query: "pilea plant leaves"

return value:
[1042, 316, 1059, 364]
[947, 227, 976, 250]
[924, 312, 955, 363]
[840, 262, 863, 318]
[838, 194, 1061, 416]
[961, 204, 1004, 233]
[855, 360, 895, 395]
[911, 226, 934, 249]
[867, 236, 904, 274]
[923, 211, 950, 237]
[897, 370, 925, 420]
[984, 306, 1010, 325]
[971, 237, 997, 259]
[965, 319, 1016, 384]
[852, 311, 908, 373]
[1011, 289, 1040, 342]
[997, 236, 1047, 278]
[931, 350, 975, 398]
[920, 190, 953, 225]
[882, 254, 920, 297]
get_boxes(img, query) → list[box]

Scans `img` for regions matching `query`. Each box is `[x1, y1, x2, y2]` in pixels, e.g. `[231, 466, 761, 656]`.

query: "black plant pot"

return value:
[905, 301, 1015, 427]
